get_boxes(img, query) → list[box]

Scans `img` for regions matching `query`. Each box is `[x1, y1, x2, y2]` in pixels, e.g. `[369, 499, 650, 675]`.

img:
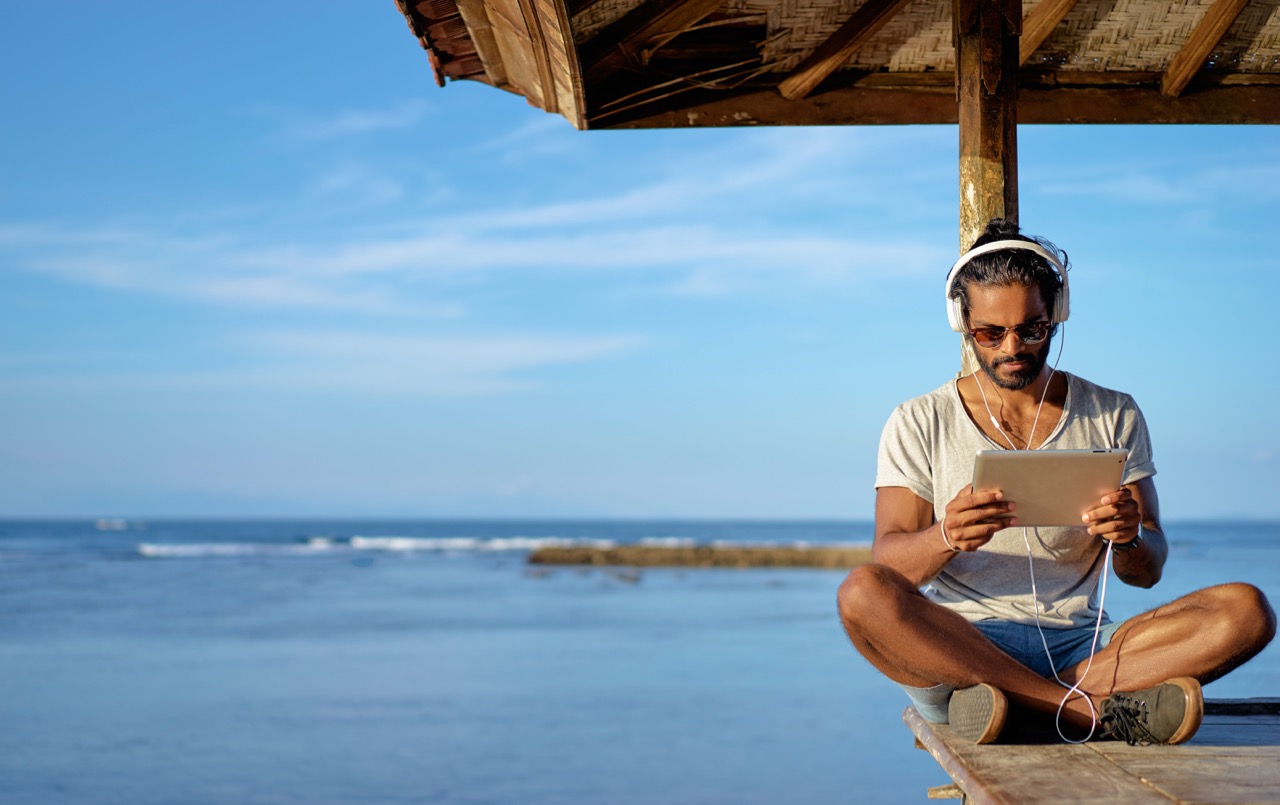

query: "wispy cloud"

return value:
[1037, 146, 1280, 206]
[5, 330, 646, 397]
[2, 128, 950, 314]
[264, 99, 431, 141]
[6, 217, 942, 312]
[1040, 172, 1198, 204]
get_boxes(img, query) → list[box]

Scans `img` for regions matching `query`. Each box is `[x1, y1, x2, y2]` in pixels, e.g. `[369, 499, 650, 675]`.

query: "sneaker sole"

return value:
[948, 683, 1008, 744]
[1165, 677, 1204, 745]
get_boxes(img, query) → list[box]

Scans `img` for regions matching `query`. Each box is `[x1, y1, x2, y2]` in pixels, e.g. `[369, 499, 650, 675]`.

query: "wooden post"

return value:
[955, 0, 1021, 252]
[954, 0, 1021, 373]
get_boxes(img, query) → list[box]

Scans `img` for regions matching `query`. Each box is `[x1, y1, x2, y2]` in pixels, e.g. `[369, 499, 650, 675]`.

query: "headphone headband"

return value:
[944, 239, 1069, 332]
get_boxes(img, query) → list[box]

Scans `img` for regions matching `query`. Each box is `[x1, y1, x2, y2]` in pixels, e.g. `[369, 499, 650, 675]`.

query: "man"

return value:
[837, 219, 1275, 745]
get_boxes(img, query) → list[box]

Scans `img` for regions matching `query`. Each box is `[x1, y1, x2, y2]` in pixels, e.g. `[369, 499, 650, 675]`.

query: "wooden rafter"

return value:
[602, 77, 1280, 128]
[1161, 0, 1250, 98]
[1019, 0, 1078, 65]
[582, 0, 727, 85]
[777, 0, 914, 100]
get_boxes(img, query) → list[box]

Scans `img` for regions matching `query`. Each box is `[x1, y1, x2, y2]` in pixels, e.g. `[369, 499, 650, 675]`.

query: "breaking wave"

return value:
[136, 535, 619, 559]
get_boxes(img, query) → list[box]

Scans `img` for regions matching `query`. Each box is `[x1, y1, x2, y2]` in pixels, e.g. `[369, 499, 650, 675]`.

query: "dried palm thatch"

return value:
[396, 0, 1280, 129]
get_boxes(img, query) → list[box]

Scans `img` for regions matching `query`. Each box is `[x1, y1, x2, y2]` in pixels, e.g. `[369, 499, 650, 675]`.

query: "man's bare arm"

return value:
[1083, 476, 1167, 588]
[873, 485, 1013, 587]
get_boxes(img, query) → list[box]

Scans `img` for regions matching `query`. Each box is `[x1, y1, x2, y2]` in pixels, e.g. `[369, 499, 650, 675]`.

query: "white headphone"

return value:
[944, 239, 1070, 332]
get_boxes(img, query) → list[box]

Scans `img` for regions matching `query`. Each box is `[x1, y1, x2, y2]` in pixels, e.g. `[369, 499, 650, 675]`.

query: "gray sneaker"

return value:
[948, 683, 1008, 744]
[1099, 677, 1203, 745]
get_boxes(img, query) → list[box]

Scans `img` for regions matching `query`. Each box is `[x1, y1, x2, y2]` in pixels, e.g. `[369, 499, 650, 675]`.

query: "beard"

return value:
[977, 339, 1050, 390]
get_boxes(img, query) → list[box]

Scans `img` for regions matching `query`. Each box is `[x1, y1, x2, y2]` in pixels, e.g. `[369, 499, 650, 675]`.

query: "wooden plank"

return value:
[581, 0, 727, 85]
[955, 0, 1021, 251]
[1090, 749, 1280, 804]
[776, 0, 914, 101]
[905, 708, 1176, 804]
[1162, 0, 1251, 98]
[514, 0, 559, 113]
[487, 0, 547, 109]
[907, 702, 1280, 805]
[1204, 698, 1280, 715]
[455, 0, 511, 88]
[598, 82, 1280, 128]
[534, 0, 588, 127]
[1019, 0, 1078, 65]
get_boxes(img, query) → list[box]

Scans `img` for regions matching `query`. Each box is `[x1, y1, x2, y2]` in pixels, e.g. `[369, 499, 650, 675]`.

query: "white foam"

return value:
[638, 537, 696, 548]
[349, 536, 616, 553]
[137, 542, 340, 558]
[137, 536, 853, 560]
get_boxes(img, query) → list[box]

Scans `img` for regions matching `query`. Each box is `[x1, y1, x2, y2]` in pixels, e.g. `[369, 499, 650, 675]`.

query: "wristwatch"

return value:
[1110, 527, 1144, 553]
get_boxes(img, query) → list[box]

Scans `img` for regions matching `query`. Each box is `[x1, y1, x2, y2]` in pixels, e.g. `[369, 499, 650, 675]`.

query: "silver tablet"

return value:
[971, 449, 1129, 527]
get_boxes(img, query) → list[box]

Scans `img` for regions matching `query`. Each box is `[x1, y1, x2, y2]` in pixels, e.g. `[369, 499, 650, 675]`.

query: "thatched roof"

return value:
[395, 0, 1280, 129]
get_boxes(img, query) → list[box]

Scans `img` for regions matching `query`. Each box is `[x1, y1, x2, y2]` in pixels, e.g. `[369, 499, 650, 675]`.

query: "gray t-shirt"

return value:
[875, 372, 1156, 628]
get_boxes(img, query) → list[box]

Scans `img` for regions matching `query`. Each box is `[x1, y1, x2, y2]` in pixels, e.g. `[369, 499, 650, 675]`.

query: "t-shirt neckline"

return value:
[951, 371, 1073, 451]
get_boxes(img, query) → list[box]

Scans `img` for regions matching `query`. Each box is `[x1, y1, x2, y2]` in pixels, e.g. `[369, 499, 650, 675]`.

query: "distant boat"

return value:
[95, 519, 128, 531]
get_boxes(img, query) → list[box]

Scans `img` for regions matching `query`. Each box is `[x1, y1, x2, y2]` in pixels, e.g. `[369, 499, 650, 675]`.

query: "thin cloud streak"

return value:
[1036, 149, 1280, 206]
[4, 330, 646, 397]
[0, 125, 960, 326]
[10, 220, 944, 307]
[4, 133, 948, 312]
[264, 100, 431, 141]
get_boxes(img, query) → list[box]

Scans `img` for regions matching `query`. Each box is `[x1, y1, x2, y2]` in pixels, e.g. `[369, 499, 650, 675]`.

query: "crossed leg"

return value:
[837, 563, 1276, 731]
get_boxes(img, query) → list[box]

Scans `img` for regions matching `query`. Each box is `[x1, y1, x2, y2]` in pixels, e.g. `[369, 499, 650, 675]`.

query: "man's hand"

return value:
[1082, 486, 1141, 547]
[941, 484, 1016, 552]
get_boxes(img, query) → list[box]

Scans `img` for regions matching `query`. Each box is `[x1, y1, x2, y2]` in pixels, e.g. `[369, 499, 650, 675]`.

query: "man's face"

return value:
[964, 282, 1053, 391]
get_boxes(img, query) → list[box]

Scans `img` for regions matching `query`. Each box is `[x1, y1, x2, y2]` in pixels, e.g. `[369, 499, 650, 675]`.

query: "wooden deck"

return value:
[906, 699, 1280, 804]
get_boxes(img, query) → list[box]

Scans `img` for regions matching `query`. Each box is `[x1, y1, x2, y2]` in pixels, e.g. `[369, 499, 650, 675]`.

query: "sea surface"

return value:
[3, 519, 1278, 804]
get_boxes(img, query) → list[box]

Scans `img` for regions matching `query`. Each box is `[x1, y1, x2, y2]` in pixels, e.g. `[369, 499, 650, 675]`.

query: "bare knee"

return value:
[1213, 582, 1277, 650]
[836, 563, 914, 630]
[1189, 582, 1278, 657]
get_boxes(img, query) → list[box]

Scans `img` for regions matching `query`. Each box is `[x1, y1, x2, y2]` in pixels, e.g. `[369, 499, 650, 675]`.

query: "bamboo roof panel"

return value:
[395, 0, 1280, 128]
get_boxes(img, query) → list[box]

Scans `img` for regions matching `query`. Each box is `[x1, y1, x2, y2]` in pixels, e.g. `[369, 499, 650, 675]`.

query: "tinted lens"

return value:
[969, 322, 1049, 347]
[1015, 323, 1049, 344]
[970, 327, 1007, 347]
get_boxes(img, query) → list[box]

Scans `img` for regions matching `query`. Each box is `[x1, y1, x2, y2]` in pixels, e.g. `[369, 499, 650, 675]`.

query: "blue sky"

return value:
[2, 3, 1277, 519]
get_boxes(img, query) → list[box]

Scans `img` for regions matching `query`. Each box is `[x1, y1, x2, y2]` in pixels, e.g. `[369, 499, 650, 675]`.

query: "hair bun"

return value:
[983, 218, 1021, 239]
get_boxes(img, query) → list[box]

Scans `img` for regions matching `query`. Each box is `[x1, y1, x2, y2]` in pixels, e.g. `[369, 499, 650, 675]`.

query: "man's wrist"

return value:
[1110, 526, 1145, 553]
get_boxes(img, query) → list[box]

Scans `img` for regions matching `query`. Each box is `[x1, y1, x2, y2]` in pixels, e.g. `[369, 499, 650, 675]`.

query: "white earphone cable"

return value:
[974, 326, 1113, 741]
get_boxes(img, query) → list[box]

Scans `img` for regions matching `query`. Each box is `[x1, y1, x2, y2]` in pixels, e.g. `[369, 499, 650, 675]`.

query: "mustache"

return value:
[994, 354, 1037, 366]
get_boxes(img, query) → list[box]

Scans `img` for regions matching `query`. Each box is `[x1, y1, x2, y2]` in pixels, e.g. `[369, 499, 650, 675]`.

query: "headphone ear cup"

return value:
[1053, 283, 1070, 323]
[947, 295, 965, 332]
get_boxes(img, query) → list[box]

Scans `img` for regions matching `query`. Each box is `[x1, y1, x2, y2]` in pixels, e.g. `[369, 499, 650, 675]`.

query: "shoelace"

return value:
[1100, 697, 1156, 746]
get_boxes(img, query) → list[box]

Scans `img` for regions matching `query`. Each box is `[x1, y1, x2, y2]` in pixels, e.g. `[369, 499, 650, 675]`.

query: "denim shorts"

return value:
[901, 618, 1125, 723]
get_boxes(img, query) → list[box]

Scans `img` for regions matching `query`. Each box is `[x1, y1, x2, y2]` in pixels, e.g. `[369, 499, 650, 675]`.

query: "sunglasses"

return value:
[967, 321, 1052, 348]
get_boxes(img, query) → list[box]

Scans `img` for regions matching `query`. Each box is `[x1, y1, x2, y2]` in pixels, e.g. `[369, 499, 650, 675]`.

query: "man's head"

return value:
[946, 219, 1069, 389]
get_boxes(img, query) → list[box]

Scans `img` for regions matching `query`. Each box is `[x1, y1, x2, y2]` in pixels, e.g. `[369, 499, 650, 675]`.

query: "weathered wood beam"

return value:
[1019, 0, 1078, 65]
[568, 0, 611, 17]
[777, 0, 914, 100]
[598, 81, 1280, 128]
[955, 0, 1021, 251]
[582, 0, 727, 85]
[1161, 0, 1250, 98]
[455, 0, 510, 88]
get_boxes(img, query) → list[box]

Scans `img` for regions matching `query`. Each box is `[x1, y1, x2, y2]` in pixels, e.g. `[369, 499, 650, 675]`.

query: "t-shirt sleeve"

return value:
[1117, 395, 1157, 485]
[875, 403, 935, 504]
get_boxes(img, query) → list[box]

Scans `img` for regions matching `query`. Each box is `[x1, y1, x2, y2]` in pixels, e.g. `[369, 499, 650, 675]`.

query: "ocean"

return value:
[3, 519, 1278, 804]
